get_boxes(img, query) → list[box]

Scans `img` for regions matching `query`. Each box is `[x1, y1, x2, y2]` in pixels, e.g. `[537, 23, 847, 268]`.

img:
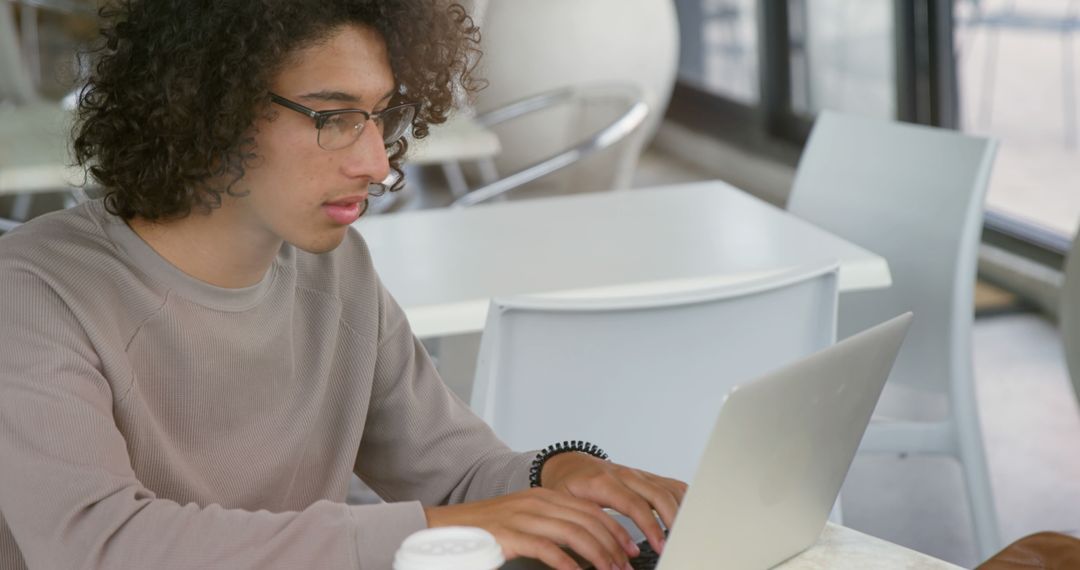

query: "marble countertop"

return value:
[774, 523, 963, 569]
[501, 522, 963, 569]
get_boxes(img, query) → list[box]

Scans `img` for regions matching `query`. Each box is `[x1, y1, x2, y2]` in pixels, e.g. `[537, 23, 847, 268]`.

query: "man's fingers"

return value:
[646, 473, 689, 505]
[544, 492, 638, 557]
[500, 530, 581, 570]
[664, 477, 689, 504]
[583, 474, 667, 555]
[542, 509, 632, 568]
[513, 513, 624, 570]
[621, 473, 680, 530]
[424, 487, 644, 569]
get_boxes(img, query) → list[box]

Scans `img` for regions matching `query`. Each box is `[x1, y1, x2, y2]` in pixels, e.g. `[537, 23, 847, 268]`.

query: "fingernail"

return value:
[611, 564, 621, 570]
[658, 538, 666, 553]
[627, 540, 640, 556]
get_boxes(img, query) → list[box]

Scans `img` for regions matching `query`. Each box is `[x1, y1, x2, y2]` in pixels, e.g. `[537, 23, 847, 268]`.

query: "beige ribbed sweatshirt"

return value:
[0, 200, 533, 569]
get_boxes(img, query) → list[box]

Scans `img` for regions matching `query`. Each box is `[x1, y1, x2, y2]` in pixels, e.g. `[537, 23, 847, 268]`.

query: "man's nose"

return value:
[341, 120, 392, 182]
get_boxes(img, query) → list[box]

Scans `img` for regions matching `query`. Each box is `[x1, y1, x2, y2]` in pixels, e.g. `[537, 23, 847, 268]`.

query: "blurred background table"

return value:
[356, 179, 892, 339]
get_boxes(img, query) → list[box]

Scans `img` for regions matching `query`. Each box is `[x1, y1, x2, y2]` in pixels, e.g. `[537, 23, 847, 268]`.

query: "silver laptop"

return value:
[505, 312, 912, 569]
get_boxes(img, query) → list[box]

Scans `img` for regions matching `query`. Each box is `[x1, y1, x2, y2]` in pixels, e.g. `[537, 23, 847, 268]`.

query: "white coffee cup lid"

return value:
[393, 526, 505, 570]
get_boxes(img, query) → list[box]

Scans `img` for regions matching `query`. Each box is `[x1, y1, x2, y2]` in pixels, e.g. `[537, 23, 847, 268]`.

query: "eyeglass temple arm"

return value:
[270, 94, 321, 120]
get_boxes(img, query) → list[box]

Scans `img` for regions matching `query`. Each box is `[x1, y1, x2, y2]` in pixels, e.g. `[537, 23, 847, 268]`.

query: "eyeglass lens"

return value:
[317, 105, 416, 150]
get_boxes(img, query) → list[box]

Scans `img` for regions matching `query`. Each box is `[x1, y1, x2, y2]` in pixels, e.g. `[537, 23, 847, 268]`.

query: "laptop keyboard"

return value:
[629, 537, 661, 570]
[574, 526, 667, 570]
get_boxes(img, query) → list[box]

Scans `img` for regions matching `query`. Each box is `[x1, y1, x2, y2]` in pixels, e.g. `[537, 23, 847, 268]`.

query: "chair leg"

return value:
[10, 193, 33, 221]
[958, 434, 1002, 560]
[19, 5, 41, 88]
[1063, 10, 1077, 149]
[440, 161, 470, 198]
[476, 158, 499, 187]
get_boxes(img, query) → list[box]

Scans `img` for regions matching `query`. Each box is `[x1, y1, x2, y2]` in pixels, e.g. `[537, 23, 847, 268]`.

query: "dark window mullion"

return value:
[930, 0, 960, 128]
[760, 0, 813, 144]
[896, 0, 959, 127]
[759, 0, 791, 137]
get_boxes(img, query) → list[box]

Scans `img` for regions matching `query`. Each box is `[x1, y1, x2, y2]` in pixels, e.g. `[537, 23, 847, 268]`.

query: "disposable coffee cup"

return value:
[393, 526, 505, 570]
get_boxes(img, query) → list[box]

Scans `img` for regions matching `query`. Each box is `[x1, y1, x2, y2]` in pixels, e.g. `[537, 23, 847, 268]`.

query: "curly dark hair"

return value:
[73, 0, 483, 221]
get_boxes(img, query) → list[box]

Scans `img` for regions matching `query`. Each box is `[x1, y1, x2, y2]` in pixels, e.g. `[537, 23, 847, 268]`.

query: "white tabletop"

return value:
[356, 180, 892, 338]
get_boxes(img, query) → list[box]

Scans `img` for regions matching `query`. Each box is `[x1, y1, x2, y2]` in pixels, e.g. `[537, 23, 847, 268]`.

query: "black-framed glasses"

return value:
[270, 93, 418, 150]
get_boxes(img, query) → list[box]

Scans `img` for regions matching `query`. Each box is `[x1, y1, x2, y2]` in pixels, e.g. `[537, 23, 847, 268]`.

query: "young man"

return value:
[0, 2, 685, 569]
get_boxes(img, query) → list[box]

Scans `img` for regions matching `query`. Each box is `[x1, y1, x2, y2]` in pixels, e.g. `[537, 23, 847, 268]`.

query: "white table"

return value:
[0, 103, 81, 196]
[356, 180, 892, 339]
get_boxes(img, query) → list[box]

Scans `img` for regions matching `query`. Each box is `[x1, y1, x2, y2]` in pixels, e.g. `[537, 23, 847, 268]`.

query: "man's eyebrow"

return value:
[299, 86, 399, 107]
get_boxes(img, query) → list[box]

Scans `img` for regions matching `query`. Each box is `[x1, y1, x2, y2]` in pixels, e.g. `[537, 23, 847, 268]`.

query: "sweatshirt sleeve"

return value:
[0, 268, 425, 570]
[354, 278, 534, 505]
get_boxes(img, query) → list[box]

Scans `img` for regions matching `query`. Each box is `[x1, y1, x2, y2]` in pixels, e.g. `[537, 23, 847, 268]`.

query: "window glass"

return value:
[789, 0, 896, 119]
[675, 0, 760, 104]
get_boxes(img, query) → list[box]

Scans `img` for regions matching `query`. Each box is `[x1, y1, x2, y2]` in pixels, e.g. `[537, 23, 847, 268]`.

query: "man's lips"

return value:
[322, 194, 368, 224]
[324, 194, 367, 207]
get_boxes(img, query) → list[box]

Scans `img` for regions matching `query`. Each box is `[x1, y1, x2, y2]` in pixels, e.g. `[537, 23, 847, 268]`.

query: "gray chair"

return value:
[471, 0, 678, 194]
[450, 82, 649, 208]
[787, 111, 1001, 558]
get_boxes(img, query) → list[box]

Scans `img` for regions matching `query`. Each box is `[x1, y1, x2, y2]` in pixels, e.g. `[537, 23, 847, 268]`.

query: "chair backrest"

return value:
[470, 262, 839, 482]
[452, 83, 649, 207]
[0, 2, 39, 104]
[788, 111, 997, 420]
[1059, 231, 1080, 405]
[472, 0, 678, 193]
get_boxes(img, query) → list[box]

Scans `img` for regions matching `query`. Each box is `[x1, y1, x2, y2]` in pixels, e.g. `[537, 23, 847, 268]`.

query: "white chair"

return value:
[470, 262, 839, 484]
[787, 111, 1001, 558]
[470, 0, 679, 195]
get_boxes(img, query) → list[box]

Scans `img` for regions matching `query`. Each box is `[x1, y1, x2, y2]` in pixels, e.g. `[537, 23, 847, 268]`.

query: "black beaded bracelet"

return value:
[528, 440, 610, 488]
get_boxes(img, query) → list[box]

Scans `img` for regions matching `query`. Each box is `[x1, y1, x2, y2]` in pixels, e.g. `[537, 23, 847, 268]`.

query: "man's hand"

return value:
[423, 455, 687, 570]
[424, 487, 640, 570]
[540, 453, 688, 558]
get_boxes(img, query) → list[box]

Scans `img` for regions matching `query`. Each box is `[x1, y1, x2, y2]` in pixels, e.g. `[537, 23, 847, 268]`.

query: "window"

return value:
[670, 0, 1071, 260]
[955, 0, 1080, 249]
